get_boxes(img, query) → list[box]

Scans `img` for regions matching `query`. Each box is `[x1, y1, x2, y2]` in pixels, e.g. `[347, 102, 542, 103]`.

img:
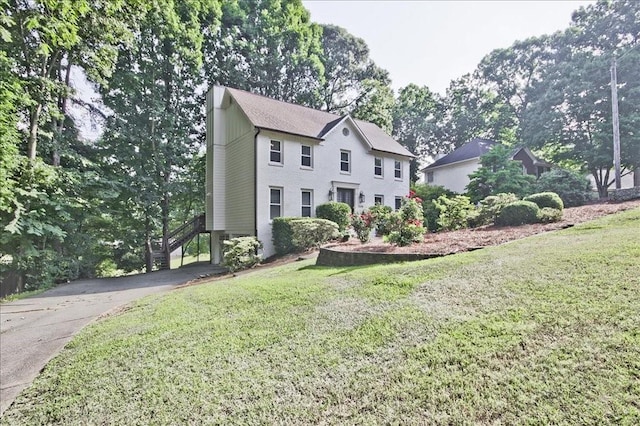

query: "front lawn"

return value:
[3, 209, 640, 424]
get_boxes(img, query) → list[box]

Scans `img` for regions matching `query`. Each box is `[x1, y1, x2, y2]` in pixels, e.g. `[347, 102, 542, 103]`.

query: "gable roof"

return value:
[224, 87, 414, 158]
[422, 138, 497, 171]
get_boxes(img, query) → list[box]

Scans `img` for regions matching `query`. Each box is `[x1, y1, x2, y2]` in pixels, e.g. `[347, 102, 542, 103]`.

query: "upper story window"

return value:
[340, 150, 351, 173]
[301, 145, 312, 168]
[301, 190, 312, 217]
[270, 140, 282, 164]
[426, 171, 434, 183]
[374, 157, 383, 177]
[270, 187, 282, 220]
[394, 160, 402, 179]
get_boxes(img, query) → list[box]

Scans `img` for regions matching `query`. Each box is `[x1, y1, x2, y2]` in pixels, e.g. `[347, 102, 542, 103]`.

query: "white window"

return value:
[340, 150, 351, 173]
[301, 190, 312, 217]
[270, 140, 282, 164]
[374, 195, 384, 205]
[395, 197, 403, 210]
[301, 145, 312, 168]
[427, 171, 434, 183]
[270, 187, 282, 219]
[394, 160, 402, 179]
[374, 157, 383, 177]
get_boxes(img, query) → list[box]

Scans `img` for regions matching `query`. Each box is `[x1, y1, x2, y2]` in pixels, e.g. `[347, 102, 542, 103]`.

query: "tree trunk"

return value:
[27, 104, 42, 160]
[634, 167, 640, 187]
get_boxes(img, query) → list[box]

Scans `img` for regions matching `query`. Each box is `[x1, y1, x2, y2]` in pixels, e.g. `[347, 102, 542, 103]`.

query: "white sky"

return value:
[303, 0, 594, 94]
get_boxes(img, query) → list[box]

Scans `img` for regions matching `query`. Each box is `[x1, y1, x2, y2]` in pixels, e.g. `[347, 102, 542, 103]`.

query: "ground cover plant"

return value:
[3, 209, 640, 424]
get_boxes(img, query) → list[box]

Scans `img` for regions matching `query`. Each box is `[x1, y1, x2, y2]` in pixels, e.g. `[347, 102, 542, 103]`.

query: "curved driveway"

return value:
[0, 263, 225, 415]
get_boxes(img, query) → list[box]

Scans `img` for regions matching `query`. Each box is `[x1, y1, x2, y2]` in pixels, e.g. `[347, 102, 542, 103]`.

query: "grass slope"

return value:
[3, 209, 640, 425]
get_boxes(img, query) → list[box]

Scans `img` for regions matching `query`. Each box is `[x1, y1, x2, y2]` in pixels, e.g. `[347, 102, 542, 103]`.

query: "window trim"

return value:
[394, 160, 402, 180]
[395, 197, 403, 210]
[270, 140, 283, 164]
[301, 144, 312, 169]
[269, 187, 283, 220]
[426, 171, 434, 183]
[374, 157, 383, 177]
[374, 195, 384, 205]
[340, 150, 351, 174]
[301, 189, 313, 217]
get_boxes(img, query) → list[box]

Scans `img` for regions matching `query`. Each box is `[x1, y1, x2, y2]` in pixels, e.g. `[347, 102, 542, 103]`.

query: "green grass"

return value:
[3, 209, 640, 424]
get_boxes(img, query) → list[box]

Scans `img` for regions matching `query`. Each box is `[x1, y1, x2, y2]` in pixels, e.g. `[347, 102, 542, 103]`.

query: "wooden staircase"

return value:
[152, 214, 207, 269]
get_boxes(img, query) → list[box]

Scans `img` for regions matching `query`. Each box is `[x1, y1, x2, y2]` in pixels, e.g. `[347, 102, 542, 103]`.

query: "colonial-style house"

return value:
[421, 138, 552, 193]
[206, 86, 414, 262]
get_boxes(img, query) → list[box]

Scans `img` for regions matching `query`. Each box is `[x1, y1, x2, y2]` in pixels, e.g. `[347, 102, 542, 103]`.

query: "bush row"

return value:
[273, 217, 340, 255]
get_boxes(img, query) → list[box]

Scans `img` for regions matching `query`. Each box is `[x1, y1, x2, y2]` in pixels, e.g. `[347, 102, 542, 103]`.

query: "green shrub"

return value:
[351, 211, 374, 243]
[386, 222, 425, 247]
[222, 237, 262, 272]
[316, 202, 351, 232]
[535, 168, 592, 207]
[475, 193, 519, 226]
[538, 207, 563, 223]
[495, 201, 540, 226]
[524, 192, 564, 211]
[273, 217, 339, 255]
[412, 184, 455, 231]
[434, 195, 475, 231]
[369, 204, 394, 236]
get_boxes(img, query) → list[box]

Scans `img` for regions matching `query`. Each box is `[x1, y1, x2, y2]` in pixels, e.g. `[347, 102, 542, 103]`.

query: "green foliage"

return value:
[369, 204, 394, 236]
[272, 217, 339, 255]
[411, 184, 455, 231]
[351, 211, 374, 243]
[474, 193, 520, 226]
[496, 201, 540, 226]
[524, 192, 564, 211]
[385, 197, 425, 246]
[537, 207, 563, 224]
[466, 145, 535, 203]
[534, 168, 592, 207]
[433, 195, 476, 231]
[315, 202, 351, 232]
[222, 237, 262, 273]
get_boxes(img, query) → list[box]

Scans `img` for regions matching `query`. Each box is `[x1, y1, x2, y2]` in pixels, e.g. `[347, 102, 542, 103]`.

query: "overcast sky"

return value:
[303, 0, 594, 94]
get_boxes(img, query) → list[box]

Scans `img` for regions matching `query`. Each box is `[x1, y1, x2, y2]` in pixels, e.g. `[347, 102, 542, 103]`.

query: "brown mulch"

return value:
[328, 199, 640, 255]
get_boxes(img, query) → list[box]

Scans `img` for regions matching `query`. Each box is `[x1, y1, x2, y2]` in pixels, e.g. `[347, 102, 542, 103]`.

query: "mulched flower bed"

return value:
[329, 199, 640, 255]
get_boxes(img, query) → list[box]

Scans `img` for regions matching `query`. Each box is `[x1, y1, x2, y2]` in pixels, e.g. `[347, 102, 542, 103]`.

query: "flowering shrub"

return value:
[222, 237, 262, 272]
[434, 195, 475, 231]
[351, 211, 374, 243]
[385, 195, 425, 246]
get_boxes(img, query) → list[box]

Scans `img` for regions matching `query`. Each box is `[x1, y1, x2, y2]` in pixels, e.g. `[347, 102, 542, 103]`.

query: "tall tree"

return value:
[351, 79, 395, 134]
[392, 84, 442, 182]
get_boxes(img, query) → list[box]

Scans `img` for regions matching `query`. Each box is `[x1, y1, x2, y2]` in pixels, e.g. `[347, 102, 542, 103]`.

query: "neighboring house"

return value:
[206, 86, 414, 262]
[421, 138, 552, 193]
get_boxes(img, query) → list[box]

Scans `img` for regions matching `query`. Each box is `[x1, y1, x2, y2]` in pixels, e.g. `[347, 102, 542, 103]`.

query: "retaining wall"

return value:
[316, 247, 449, 267]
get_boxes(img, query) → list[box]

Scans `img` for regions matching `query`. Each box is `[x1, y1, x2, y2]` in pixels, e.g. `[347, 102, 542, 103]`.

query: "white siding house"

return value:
[206, 86, 414, 262]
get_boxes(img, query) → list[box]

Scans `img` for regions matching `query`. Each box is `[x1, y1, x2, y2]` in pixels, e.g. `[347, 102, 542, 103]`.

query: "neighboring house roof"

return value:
[422, 138, 497, 171]
[224, 87, 414, 158]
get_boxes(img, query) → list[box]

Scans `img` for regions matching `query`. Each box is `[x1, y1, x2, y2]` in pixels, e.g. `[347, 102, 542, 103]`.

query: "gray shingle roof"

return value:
[422, 138, 497, 170]
[226, 87, 414, 158]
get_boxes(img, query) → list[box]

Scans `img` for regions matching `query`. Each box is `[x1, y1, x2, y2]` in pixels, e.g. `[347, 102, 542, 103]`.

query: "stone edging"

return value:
[316, 246, 459, 267]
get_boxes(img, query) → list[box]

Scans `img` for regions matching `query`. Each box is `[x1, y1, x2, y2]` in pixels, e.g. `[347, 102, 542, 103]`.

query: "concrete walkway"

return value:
[0, 263, 226, 415]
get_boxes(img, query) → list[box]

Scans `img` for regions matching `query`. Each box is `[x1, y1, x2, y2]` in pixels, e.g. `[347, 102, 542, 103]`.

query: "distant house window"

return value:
[301, 190, 312, 217]
[340, 150, 351, 173]
[374, 157, 383, 177]
[394, 160, 402, 179]
[301, 145, 312, 168]
[270, 187, 282, 219]
[395, 197, 403, 210]
[427, 171, 434, 183]
[374, 195, 384, 205]
[270, 140, 282, 163]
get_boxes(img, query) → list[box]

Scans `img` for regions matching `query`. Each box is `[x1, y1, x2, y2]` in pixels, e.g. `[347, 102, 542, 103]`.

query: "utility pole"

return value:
[610, 56, 622, 190]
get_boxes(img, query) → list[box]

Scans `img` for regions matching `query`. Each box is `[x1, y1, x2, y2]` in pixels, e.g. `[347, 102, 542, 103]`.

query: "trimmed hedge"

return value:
[524, 192, 564, 211]
[474, 193, 519, 226]
[273, 217, 339, 255]
[535, 168, 592, 207]
[316, 202, 351, 232]
[496, 201, 540, 226]
[538, 207, 563, 223]
[222, 237, 262, 272]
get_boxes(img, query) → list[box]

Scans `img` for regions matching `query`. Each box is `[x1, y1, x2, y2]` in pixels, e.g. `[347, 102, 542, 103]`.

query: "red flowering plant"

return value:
[351, 210, 375, 243]
[385, 193, 426, 246]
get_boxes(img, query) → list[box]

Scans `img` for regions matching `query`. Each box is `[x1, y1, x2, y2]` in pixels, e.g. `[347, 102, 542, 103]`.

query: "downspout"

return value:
[254, 127, 261, 238]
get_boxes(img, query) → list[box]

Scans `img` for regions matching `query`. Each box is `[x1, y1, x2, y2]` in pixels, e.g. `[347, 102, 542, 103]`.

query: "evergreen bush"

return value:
[475, 193, 519, 226]
[535, 168, 592, 207]
[434, 195, 475, 231]
[537, 207, 563, 223]
[369, 204, 394, 236]
[411, 184, 455, 231]
[524, 192, 564, 211]
[222, 237, 262, 272]
[315, 202, 351, 232]
[496, 201, 540, 226]
[273, 217, 339, 254]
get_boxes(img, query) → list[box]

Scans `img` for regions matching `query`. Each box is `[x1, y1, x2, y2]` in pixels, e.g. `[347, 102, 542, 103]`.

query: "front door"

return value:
[336, 188, 354, 212]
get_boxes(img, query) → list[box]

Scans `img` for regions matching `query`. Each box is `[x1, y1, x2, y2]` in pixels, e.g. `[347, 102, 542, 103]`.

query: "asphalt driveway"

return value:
[0, 263, 226, 415]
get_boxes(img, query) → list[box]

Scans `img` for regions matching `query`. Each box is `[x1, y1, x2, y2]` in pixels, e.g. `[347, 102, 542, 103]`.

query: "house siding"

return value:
[426, 159, 480, 193]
